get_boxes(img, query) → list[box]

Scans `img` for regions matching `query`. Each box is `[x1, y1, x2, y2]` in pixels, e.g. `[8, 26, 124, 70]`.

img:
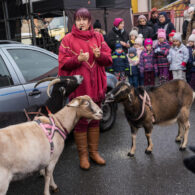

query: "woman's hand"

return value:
[120, 41, 128, 47]
[91, 45, 101, 58]
[78, 49, 89, 62]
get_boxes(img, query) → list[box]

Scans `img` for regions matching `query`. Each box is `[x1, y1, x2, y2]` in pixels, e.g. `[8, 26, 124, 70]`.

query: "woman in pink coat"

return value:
[58, 8, 112, 170]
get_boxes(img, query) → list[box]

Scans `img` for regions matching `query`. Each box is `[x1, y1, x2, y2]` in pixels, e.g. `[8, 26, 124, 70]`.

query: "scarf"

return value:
[71, 24, 94, 41]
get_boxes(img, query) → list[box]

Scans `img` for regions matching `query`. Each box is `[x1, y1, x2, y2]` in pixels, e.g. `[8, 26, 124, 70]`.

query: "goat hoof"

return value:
[51, 187, 59, 193]
[175, 139, 182, 143]
[145, 150, 152, 155]
[179, 147, 186, 151]
[127, 152, 134, 157]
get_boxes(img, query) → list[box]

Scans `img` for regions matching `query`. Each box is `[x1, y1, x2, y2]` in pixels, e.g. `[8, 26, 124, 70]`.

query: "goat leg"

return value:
[145, 133, 153, 154]
[175, 121, 184, 143]
[144, 125, 153, 154]
[0, 167, 12, 195]
[127, 126, 138, 157]
[180, 121, 190, 151]
[44, 167, 51, 195]
[50, 172, 59, 193]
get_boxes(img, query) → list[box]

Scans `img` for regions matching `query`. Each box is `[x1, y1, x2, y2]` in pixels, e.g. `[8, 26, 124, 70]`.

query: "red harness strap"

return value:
[24, 106, 52, 121]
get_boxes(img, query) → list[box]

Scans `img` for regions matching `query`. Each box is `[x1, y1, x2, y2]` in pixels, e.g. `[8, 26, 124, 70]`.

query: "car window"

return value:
[7, 49, 58, 82]
[0, 55, 14, 88]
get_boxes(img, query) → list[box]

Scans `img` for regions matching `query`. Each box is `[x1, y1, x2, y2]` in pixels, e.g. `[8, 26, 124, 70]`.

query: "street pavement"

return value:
[7, 103, 195, 195]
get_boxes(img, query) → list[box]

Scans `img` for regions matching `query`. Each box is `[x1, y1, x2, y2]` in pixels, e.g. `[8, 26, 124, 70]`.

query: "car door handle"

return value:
[29, 89, 41, 96]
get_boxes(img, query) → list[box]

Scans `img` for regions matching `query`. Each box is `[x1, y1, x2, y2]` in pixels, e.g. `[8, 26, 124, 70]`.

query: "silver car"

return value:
[0, 41, 117, 131]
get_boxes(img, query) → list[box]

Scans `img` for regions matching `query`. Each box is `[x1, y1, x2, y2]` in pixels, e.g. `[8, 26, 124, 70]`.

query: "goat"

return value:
[0, 75, 83, 128]
[106, 80, 195, 157]
[0, 95, 103, 195]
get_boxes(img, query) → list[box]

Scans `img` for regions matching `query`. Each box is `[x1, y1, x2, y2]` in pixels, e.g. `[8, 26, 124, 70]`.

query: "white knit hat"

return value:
[135, 34, 143, 45]
[188, 7, 194, 14]
[129, 27, 139, 37]
[188, 29, 195, 43]
[173, 33, 182, 42]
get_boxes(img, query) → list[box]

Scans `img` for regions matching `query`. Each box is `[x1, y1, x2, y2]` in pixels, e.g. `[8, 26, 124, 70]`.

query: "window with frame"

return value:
[0, 55, 14, 88]
[7, 49, 58, 82]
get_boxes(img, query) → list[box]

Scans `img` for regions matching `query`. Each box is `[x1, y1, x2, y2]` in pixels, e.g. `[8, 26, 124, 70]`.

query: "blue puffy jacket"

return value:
[108, 51, 129, 73]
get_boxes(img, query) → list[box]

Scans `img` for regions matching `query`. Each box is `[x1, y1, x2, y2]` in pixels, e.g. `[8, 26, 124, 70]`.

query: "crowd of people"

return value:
[93, 6, 195, 90]
[58, 7, 195, 170]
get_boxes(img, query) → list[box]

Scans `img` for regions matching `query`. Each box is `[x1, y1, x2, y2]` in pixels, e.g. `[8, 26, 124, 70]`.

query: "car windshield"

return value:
[48, 16, 68, 30]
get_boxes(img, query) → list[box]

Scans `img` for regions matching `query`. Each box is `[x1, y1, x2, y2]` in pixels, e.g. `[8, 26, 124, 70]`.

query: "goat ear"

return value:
[67, 99, 80, 107]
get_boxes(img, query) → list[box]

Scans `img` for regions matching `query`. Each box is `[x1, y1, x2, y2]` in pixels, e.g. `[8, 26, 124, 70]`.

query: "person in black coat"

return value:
[137, 15, 153, 39]
[182, 10, 190, 41]
[153, 12, 175, 40]
[147, 7, 159, 28]
[107, 18, 129, 53]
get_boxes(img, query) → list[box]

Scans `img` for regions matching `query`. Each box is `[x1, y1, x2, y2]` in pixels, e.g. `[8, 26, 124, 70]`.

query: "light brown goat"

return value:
[0, 95, 102, 195]
[106, 80, 195, 157]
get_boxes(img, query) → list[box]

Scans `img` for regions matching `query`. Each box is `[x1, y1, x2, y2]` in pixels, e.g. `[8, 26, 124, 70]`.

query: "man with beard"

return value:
[148, 7, 159, 29]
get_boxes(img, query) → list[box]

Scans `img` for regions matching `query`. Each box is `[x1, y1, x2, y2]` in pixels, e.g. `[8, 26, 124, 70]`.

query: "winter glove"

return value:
[181, 62, 187, 67]
[154, 47, 161, 53]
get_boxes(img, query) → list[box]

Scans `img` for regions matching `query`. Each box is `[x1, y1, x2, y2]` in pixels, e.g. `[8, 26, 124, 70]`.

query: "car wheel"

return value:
[100, 101, 117, 132]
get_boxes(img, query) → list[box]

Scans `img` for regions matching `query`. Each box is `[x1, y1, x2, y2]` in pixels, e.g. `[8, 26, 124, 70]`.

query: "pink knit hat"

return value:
[113, 18, 124, 27]
[144, 38, 153, 47]
[135, 34, 144, 45]
[158, 29, 166, 39]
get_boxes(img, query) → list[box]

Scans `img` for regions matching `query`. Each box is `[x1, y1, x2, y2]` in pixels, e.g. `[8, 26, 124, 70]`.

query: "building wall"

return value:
[138, 0, 149, 12]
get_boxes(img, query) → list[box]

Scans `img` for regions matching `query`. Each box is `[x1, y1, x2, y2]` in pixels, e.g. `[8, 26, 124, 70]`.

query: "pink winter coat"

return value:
[58, 25, 112, 102]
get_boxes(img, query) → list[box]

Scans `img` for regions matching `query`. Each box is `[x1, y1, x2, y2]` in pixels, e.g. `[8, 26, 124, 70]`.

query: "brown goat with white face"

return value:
[0, 95, 102, 195]
[106, 80, 195, 157]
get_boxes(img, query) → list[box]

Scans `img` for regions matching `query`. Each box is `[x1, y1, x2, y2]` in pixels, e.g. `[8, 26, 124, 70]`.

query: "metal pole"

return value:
[2, 0, 11, 40]
[29, 0, 36, 45]
[104, 8, 107, 33]
[63, 10, 66, 34]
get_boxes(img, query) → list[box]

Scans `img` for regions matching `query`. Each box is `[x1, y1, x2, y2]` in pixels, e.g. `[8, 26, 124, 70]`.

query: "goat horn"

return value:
[34, 77, 57, 88]
[47, 78, 61, 98]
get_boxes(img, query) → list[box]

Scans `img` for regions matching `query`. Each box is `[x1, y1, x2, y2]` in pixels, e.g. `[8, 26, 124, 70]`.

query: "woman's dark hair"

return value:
[74, 8, 91, 22]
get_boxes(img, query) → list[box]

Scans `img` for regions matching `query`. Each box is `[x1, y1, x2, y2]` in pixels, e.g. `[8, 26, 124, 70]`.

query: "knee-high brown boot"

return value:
[74, 132, 90, 170]
[88, 127, 106, 165]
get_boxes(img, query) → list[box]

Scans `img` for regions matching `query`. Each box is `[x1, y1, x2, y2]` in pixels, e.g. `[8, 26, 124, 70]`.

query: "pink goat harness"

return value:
[35, 117, 68, 154]
[133, 90, 155, 123]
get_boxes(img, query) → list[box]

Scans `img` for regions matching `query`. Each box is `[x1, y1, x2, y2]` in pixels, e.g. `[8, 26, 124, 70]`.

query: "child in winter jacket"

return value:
[134, 34, 144, 85]
[167, 33, 189, 80]
[134, 34, 144, 58]
[127, 47, 139, 87]
[168, 30, 176, 47]
[187, 29, 195, 89]
[154, 29, 170, 84]
[139, 38, 158, 86]
[108, 42, 129, 81]
[127, 27, 139, 47]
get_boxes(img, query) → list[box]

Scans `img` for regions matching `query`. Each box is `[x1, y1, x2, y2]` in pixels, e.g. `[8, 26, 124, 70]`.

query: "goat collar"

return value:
[35, 116, 68, 154]
[132, 90, 155, 123]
